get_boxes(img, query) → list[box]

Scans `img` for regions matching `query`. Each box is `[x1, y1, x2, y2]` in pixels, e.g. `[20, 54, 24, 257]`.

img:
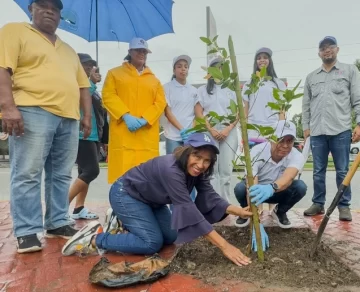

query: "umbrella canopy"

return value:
[14, 0, 174, 60]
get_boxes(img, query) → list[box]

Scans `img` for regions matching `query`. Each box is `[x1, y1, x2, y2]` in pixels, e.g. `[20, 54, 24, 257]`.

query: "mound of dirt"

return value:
[171, 227, 360, 291]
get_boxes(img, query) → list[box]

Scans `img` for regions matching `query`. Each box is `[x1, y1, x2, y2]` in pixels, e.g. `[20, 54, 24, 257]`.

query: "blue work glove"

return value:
[252, 223, 270, 252]
[122, 114, 142, 132]
[249, 184, 274, 206]
[137, 118, 148, 127]
[180, 128, 194, 141]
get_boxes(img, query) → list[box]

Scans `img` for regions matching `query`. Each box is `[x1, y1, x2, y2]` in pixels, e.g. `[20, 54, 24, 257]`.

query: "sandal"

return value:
[71, 208, 99, 220]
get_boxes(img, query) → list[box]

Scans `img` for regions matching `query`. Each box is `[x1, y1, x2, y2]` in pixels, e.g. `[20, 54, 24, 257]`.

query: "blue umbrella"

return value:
[13, 0, 174, 62]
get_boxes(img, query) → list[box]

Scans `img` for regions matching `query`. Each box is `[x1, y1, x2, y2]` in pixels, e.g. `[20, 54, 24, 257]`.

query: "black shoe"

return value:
[46, 225, 78, 239]
[339, 207, 352, 221]
[17, 234, 42, 254]
[271, 208, 292, 229]
[234, 217, 250, 227]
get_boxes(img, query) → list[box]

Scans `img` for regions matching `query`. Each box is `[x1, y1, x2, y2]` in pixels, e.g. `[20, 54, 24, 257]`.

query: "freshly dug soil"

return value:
[171, 227, 360, 291]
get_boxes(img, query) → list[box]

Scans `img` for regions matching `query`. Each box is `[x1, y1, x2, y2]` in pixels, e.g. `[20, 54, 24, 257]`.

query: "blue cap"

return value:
[184, 133, 219, 154]
[319, 36, 337, 48]
[29, 0, 63, 10]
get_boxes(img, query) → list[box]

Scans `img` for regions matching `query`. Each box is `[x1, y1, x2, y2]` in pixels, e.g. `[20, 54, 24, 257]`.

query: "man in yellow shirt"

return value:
[0, 0, 92, 253]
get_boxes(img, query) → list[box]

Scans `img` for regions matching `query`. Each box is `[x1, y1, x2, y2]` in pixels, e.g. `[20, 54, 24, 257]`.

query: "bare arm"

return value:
[274, 167, 298, 192]
[164, 105, 183, 131]
[244, 100, 249, 120]
[79, 88, 92, 139]
[0, 68, 23, 136]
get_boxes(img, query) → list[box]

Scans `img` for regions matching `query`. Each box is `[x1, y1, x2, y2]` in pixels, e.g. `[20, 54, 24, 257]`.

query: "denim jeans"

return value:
[310, 130, 352, 207]
[234, 180, 307, 214]
[9, 107, 78, 237]
[96, 179, 178, 255]
[166, 138, 196, 202]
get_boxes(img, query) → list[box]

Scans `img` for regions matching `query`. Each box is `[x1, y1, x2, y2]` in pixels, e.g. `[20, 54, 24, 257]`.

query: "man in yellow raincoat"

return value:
[102, 38, 166, 183]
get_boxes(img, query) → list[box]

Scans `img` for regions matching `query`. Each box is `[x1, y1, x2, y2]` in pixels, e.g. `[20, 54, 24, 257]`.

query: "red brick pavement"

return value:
[1, 200, 360, 291]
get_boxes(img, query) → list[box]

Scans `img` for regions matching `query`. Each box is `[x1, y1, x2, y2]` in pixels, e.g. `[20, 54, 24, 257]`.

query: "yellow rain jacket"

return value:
[102, 62, 166, 183]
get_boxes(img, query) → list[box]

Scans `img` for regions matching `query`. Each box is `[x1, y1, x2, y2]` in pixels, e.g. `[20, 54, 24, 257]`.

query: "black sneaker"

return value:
[17, 234, 42, 254]
[234, 217, 250, 227]
[271, 207, 292, 229]
[46, 225, 78, 239]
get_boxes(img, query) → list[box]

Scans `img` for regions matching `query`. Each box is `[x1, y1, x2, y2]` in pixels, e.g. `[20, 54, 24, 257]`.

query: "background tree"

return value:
[291, 113, 303, 138]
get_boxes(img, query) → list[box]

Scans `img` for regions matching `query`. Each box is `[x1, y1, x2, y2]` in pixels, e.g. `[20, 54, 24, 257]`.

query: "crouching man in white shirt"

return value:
[234, 120, 307, 228]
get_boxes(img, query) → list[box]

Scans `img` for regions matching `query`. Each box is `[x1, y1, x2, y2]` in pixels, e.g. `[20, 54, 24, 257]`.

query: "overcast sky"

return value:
[2, 0, 360, 116]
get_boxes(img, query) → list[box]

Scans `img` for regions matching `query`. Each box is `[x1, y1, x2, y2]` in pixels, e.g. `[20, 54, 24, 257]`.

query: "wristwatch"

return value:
[271, 182, 279, 192]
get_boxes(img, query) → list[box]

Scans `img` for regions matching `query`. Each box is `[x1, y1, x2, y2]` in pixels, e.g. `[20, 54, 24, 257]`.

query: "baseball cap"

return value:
[77, 53, 97, 66]
[274, 120, 297, 139]
[185, 133, 220, 154]
[319, 36, 337, 48]
[255, 47, 273, 57]
[209, 56, 223, 66]
[173, 55, 192, 67]
[29, 0, 63, 10]
[129, 38, 152, 53]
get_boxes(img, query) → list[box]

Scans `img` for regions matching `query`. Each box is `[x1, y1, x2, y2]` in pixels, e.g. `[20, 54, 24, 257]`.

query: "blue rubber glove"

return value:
[137, 118, 148, 127]
[249, 184, 274, 206]
[122, 114, 142, 132]
[252, 223, 270, 252]
[180, 128, 194, 141]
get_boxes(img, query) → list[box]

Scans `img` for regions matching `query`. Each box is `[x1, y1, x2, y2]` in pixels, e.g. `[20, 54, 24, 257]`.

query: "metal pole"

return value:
[95, 0, 99, 64]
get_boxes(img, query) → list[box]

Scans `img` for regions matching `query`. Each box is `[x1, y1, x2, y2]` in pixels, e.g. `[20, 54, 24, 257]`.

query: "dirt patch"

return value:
[171, 227, 360, 291]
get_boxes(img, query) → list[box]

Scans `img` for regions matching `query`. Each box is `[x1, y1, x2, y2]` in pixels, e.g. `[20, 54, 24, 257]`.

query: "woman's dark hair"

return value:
[206, 62, 219, 95]
[174, 145, 217, 178]
[171, 73, 176, 80]
[124, 52, 146, 67]
[252, 53, 278, 88]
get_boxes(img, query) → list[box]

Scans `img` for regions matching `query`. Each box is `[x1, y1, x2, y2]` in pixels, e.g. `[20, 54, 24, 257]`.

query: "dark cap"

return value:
[184, 133, 219, 154]
[77, 53, 97, 66]
[29, 0, 63, 10]
[256, 47, 273, 57]
[319, 36, 337, 48]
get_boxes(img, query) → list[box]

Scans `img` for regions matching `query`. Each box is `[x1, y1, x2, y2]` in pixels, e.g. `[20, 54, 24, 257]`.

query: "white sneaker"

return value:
[62, 221, 102, 256]
[103, 208, 126, 234]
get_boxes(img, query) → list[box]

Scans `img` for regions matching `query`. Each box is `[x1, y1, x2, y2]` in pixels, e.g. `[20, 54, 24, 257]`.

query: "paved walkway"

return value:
[1, 201, 360, 291]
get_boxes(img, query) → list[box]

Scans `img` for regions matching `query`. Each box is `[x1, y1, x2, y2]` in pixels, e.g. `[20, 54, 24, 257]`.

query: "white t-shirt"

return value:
[248, 142, 304, 185]
[163, 79, 198, 141]
[197, 84, 237, 116]
[242, 78, 287, 138]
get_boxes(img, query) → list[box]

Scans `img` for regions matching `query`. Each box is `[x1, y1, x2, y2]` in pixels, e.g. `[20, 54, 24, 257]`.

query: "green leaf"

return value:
[221, 49, 228, 59]
[195, 117, 206, 125]
[207, 49, 218, 55]
[266, 102, 282, 111]
[228, 81, 237, 91]
[260, 66, 267, 78]
[229, 99, 238, 115]
[293, 80, 301, 92]
[264, 76, 272, 81]
[282, 90, 293, 102]
[272, 88, 281, 101]
[293, 93, 304, 99]
[207, 111, 220, 119]
[208, 67, 223, 80]
[269, 135, 278, 143]
[212, 35, 219, 42]
[221, 79, 230, 89]
[187, 125, 206, 133]
[200, 37, 212, 46]
[259, 126, 275, 136]
[246, 124, 260, 132]
[222, 122, 230, 126]
[230, 72, 238, 80]
[222, 61, 231, 80]
[284, 104, 292, 111]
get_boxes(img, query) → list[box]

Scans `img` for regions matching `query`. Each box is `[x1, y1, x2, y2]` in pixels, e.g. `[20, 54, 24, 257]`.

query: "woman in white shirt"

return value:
[195, 56, 239, 202]
[163, 55, 198, 201]
[242, 47, 286, 141]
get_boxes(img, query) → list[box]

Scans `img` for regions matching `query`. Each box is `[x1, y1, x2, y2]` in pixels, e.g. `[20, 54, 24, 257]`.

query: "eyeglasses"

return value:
[319, 45, 337, 52]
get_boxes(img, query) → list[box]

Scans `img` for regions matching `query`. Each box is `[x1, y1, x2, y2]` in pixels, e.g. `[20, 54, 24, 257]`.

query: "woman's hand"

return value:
[219, 126, 232, 140]
[226, 205, 252, 218]
[209, 128, 222, 141]
[221, 242, 252, 266]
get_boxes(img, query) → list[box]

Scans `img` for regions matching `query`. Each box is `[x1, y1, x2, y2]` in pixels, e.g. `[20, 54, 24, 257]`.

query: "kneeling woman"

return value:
[62, 133, 252, 266]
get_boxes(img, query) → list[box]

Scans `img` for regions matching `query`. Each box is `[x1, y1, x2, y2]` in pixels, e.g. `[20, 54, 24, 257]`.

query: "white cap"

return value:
[274, 120, 297, 139]
[129, 38, 152, 53]
[172, 55, 192, 67]
[209, 55, 223, 66]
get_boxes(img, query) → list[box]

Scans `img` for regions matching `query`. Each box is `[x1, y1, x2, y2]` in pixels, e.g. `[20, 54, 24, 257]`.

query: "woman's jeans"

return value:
[96, 179, 178, 255]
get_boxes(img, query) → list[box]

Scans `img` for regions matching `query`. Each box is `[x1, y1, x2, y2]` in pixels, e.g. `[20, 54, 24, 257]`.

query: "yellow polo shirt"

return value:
[0, 22, 90, 120]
